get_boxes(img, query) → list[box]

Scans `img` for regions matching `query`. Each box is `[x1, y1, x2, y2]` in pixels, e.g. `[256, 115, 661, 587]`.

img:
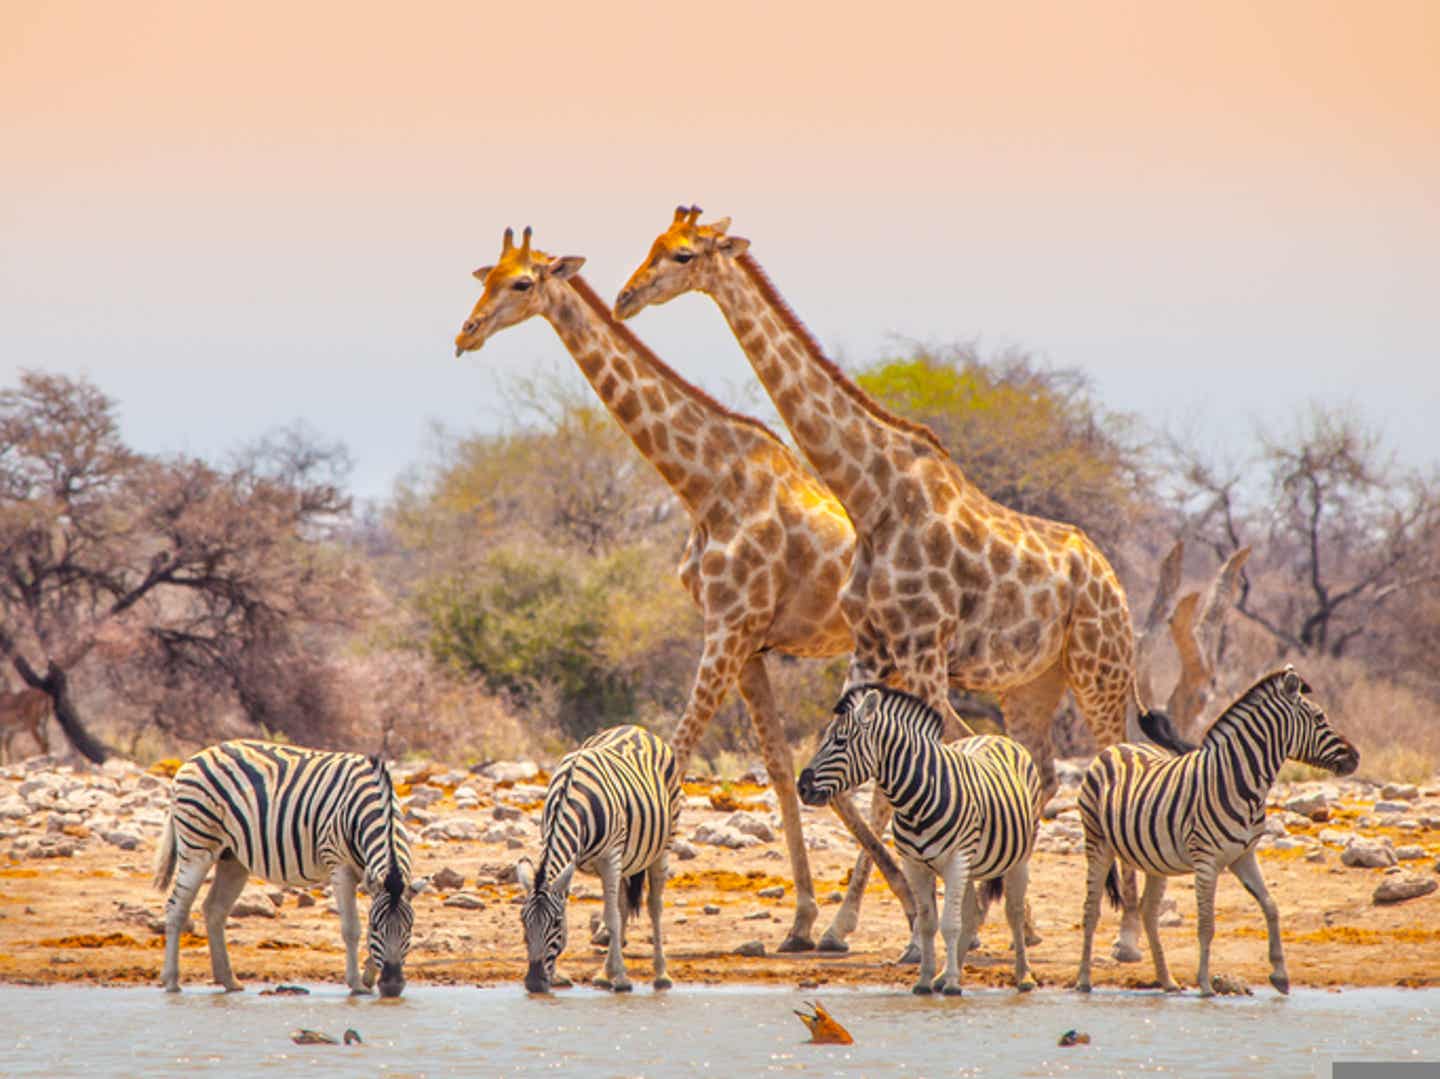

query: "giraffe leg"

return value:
[201, 857, 250, 992]
[667, 624, 755, 780]
[1229, 849, 1289, 994]
[736, 655, 817, 953]
[817, 790, 917, 952]
[997, 660, 1069, 948]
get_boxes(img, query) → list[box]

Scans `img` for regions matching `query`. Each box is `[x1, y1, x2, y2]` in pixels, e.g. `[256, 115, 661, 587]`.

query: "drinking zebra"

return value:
[797, 685, 1043, 996]
[1075, 665, 1358, 996]
[154, 740, 415, 997]
[517, 724, 681, 993]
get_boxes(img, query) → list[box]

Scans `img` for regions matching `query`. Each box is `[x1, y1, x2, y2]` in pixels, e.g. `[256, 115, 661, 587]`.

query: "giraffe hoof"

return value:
[911, 982, 933, 996]
[941, 984, 964, 997]
[1110, 941, 1143, 964]
[776, 934, 815, 954]
[1017, 977, 1036, 993]
[1269, 973, 1290, 995]
[653, 976, 673, 991]
[816, 935, 850, 955]
[896, 943, 921, 966]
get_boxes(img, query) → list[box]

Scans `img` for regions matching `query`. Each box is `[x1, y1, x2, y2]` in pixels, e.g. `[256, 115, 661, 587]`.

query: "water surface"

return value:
[3, 984, 1437, 1078]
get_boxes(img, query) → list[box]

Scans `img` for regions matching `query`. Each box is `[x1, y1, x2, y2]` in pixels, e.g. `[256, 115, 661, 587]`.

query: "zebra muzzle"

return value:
[796, 769, 828, 807]
[524, 962, 551, 994]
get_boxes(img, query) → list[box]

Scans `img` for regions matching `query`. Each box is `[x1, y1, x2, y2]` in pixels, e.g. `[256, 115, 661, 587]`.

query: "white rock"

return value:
[231, 891, 278, 918]
[726, 811, 775, 843]
[1372, 801, 1409, 815]
[1373, 873, 1437, 905]
[0, 796, 29, 820]
[1380, 782, 1419, 801]
[1341, 836, 1397, 868]
[670, 838, 698, 861]
[1317, 828, 1356, 847]
[1261, 816, 1288, 837]
[1395, 845, 1427, 861]
[1284, 791, 1330, 818]
[479, 760, 539, 784]
[694, 822, 758, 849]
[422, 818, 482, 842]
[101, 830, 141, 851]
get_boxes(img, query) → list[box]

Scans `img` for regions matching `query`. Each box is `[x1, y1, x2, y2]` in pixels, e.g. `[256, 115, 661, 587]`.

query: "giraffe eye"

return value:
[511, 279, 533, 292]
[672, 252, 694, 264]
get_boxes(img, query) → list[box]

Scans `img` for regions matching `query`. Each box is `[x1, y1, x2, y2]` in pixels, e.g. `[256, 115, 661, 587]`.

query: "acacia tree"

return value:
[0, 371, 364, 761]
[1172, 405, 1440, 665]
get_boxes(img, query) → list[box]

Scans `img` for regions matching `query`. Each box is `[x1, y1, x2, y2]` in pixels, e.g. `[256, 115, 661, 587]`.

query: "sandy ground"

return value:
[1, 757, 1438, 995]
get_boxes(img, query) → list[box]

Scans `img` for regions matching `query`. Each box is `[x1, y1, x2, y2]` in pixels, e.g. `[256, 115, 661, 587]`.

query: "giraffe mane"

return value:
[565, 275, 788, 449]
[734, 253, 950, 455]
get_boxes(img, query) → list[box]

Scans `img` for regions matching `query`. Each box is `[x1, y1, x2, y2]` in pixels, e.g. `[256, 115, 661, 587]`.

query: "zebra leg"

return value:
[1141, 872, 1179, 992]
[1193, 859, 1220, 997]
[333, 865, 370, 994]
[1075, 844, 1112, 993]
[1004, 861, 1036, 992]
[902, 858, 938, 995]
[161, 853, 213, 992]
[201, 858, 250, 992]
[647, 856, 671, 990]
[737, 655, 817, 953]
[596, 854, 632, 992]
[1112, 866, 1144, 963]
[1229, 849, 1289, 995]
[935, 857, 976, 996]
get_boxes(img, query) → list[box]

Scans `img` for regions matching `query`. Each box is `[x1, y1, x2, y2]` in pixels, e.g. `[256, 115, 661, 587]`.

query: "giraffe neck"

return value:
[542, 276, 773, 516]
[705, 254, 947, 526]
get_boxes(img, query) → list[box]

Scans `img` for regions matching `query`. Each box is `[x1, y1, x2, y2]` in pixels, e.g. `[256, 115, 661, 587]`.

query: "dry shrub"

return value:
[1294, 657, 1440, 783]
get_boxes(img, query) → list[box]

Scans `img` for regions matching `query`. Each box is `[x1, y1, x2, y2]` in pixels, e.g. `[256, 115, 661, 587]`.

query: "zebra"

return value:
[516, 724, 681, 994]
[154, 739, 415, 997]
[797, 685, 1043, 996]
[1075, 665, 1358, 997]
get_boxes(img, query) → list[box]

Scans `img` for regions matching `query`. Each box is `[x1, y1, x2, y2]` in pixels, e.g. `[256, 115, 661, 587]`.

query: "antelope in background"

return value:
[0, 687, 52, 763]
[1135, 541, 1252, 742]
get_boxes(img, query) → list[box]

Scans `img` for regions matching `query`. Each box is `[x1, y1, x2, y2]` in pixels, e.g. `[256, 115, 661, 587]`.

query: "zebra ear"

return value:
[516, 858, 536, 895]
[1281, 666, 1304, 698]
[551, 862, 576, 896]
[855, 689, 883, 726]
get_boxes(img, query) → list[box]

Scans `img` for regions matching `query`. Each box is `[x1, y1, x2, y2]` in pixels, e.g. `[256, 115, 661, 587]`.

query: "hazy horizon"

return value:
[4, 1, 1437, 499]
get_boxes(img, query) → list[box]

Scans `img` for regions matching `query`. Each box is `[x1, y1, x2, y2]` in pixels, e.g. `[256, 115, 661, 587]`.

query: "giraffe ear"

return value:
[713, 234, 750, 258]
[706, 216, 732, 235]
[545, 256, 585, 280]
[472, 265, 495, 281]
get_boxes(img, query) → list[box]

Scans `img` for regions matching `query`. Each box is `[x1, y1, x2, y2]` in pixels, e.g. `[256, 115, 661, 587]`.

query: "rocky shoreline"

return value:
[1, 753, 1437, 991]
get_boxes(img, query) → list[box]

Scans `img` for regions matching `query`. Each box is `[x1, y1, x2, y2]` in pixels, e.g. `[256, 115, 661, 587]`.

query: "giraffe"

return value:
[616, 207, 1152, 960]
[452, 226, 919, 951]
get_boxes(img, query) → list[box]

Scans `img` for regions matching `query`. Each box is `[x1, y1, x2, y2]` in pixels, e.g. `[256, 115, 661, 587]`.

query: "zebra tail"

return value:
[980, 877, 1004, 908]
[1103, 863, 1123, 910]
[622, 870, 646, 923]
[1138, 708, 1197, 755]
[153, 812, 177, 892]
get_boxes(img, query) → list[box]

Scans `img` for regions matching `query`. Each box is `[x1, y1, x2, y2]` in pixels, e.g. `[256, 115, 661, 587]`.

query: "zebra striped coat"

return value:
[518, 724, 681, 993]
[155, 740, 414, 997]
[1076, 666, 1358, 996]
[798, 685, 1043, 995]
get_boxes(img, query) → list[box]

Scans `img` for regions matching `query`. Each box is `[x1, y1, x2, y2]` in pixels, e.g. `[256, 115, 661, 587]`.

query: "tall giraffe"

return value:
[453, 226, 918, 951]
[617, 208, 1151, 959]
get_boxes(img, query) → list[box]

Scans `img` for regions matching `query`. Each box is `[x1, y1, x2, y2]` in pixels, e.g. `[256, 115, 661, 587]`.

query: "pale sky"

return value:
[3, 1, 1437, 498]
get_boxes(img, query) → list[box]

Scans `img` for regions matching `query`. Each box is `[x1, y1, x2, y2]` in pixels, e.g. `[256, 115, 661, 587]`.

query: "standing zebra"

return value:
[154, 740, 415, 997]
[797, 686, 1043, 996]
[517, 724, 681, 994]
[1075, 666, 1358, 996]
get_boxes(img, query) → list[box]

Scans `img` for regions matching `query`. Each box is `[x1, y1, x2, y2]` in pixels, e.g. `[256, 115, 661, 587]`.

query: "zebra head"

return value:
[364, 862, 415, 998]
[516, 856, 576, 993]
[1280, 667, 1359, 776]
[797, 686, 885, 806]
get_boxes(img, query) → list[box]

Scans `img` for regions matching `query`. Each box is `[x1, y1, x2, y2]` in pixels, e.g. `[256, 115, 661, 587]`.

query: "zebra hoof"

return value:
[816, 935, 850, 955]
[941, 984, 964, 997]
[550, 973, 572, 989]
[1110, 940, 1143, 964]
[911, 982, 933, 996]
[611, 979, 633, 993]
[896, 943, 921, 966]
[1075, 980, 1092, 994]
[776, 933, 816, 954]
[653, 977, 673, 991]
[1269, 973, 1290, 995]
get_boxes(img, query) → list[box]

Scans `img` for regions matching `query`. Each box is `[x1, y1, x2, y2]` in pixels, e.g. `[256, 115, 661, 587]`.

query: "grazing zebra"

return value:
[517, 724, 681, 994]
[1075, 666, 1358, 997]
[154, 740, 415, 997]
[797, 685, 1043, 996]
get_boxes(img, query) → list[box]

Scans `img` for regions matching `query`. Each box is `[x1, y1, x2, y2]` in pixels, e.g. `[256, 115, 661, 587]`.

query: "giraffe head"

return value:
[613, 205, 750, 320]
[453, 227, 586, 356]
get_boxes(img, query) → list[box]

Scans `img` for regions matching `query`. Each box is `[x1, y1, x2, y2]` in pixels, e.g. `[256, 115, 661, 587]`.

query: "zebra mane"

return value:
[836, 683, 946, 742]
[534, 754, 581, 891]
[1199, 668, 1305, 749]
[371, 755, 404, 899]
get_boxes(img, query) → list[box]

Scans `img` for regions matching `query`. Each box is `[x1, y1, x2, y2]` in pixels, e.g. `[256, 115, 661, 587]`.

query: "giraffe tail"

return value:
[1138, 708, 1197, 755]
